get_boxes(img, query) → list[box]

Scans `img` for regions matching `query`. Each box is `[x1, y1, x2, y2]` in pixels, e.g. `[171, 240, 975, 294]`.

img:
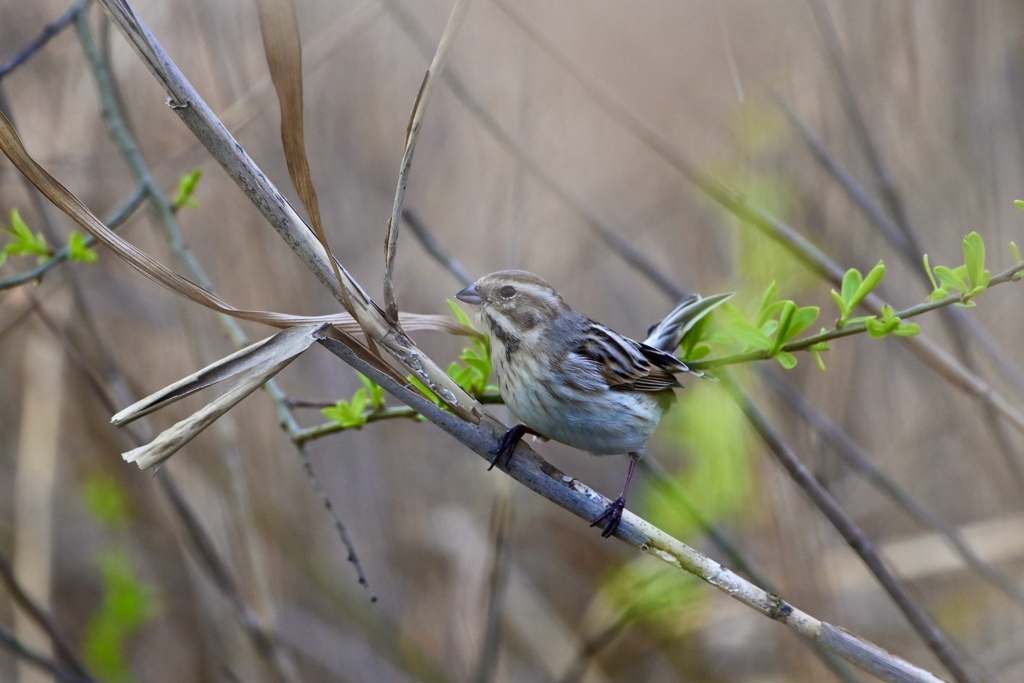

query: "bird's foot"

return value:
[489, 424, 528, 471]
[590, 496, 626, 538]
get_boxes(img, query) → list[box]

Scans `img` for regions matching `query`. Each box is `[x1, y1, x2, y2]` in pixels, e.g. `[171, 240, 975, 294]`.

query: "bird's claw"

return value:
[590, 496, 626, 538]
[489, 424, 527, 471]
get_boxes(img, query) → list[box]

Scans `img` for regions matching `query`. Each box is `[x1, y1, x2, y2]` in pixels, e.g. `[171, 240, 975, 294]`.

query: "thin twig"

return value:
[0, 623, 86, 683]
[296, 443, 377, 602]
[0, 549, 96, 682]
[769, 371, 1024, 611]
[0, 0, 87, 80]
[722, 371, 984, 683]
[807, 0, 924, 258]
[472, 480, 513, 683]
[402, 208, 475, 287]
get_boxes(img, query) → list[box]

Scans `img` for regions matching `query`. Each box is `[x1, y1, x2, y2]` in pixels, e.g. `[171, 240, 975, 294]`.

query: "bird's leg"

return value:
[489, 424, 541, 471]
[590, 452, 640, 538]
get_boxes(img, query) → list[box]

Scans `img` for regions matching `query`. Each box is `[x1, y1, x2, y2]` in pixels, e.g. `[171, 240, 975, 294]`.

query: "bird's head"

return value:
[455, 270, 569, 340]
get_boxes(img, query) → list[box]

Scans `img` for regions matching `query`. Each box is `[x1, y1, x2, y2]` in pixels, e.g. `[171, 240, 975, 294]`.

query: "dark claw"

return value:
[489, 424, 527, 471]
[590, 496, 626, 538]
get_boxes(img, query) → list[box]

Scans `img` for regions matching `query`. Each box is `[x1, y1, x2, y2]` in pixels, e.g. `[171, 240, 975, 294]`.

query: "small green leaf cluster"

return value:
[81, 475, 156, 683]
[322, 373, 386, 428]
[0, 208, 96, 269]
[924, 231, 991, 307]
[864, 305, 920, 339]
[729, 282, 819, 369]
[831, 261, 884, 327]
[83, 549, 155, 683]
[172, 168, 203, 209]
[830, 260, 919, 341]
[444, 299, 495, 397]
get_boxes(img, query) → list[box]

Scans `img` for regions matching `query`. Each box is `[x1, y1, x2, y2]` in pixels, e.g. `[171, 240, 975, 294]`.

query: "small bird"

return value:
[456, 270, 732, 537]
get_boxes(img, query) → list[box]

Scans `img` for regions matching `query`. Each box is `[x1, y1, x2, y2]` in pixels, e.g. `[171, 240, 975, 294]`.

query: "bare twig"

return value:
[0, 622, 86, 683]
[0, 0, 87, 80]
[722, 371, 983, 683]
[769, 372, 1024, 610]
[295, 442, 377, 602]
[0, 549, 95, 682]
[403, 208, 475, 287]
[472, 481, 513, 683]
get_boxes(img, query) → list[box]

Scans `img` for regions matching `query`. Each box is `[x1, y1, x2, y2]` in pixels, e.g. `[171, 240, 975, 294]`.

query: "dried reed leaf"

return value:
[382, 0, 474, 324]
[122, 359, 300, 470]
[112, 323, 330, 427]
[255, 0, 360, 326]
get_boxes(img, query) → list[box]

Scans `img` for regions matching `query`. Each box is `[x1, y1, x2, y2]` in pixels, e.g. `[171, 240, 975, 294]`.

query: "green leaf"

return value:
[172, 168, 203, 209]
[782, 305, 819, 342]
[83, 549, 155, 683]
[84, 475, 131, 527]
[755, 281, 779, 328]
[894, 322, 921, 336]
[447, 298, 474, 328]
[68, 232, 98, 263]
[864, 318, 889, 338]
[684, 342, 711, 361]
[759, 319, 779, 338]
[322, 394, 369, 428]
[933, 265, 968, 294]
[1011, 241, 1022, 264]
[809, 339, 830, 371]
[833, 263, 882, 327]
[776, 351, 798, 369]
[357, 373, 385, 409]
[350, 388, 368, 416]
[4, 209, 50, 261]
[962, 232, 989, 293]
[771, 301, 796, 354]
[729, 319, 772, 350]
[830, 289, 849, 321]
[865, 305, 904, 338]
[923, 253, 940, 292]
[840, 267, 862, 306]
[858, 261, 886, 299]
[1015, 199, 1024, 210]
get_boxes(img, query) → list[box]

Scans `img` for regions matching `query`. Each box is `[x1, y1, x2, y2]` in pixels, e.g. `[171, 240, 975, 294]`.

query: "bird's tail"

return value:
[643, 292, 734, 357]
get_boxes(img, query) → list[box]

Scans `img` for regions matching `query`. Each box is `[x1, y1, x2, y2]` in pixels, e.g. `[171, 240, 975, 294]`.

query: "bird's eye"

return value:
[498, 285, 517, 299]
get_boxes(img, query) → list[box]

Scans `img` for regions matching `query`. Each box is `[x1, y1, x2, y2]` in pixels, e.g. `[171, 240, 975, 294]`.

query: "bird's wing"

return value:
[574, 324, 686, 393]
[643, 292, 735, 354]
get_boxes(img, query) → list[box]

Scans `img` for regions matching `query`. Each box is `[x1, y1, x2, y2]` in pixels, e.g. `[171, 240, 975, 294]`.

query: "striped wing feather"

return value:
[574, 324, 689, 393]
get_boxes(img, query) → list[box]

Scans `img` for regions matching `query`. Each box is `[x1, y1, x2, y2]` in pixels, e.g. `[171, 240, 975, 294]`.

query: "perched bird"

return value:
[456, 270, 732, 537]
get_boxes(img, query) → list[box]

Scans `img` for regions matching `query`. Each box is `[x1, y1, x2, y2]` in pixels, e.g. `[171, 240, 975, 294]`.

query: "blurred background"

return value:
[2, 0, 1024, 681]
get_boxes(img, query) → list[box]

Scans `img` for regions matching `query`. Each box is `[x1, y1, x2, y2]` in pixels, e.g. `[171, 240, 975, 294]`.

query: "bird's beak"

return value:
[455, 283, 485, 305]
